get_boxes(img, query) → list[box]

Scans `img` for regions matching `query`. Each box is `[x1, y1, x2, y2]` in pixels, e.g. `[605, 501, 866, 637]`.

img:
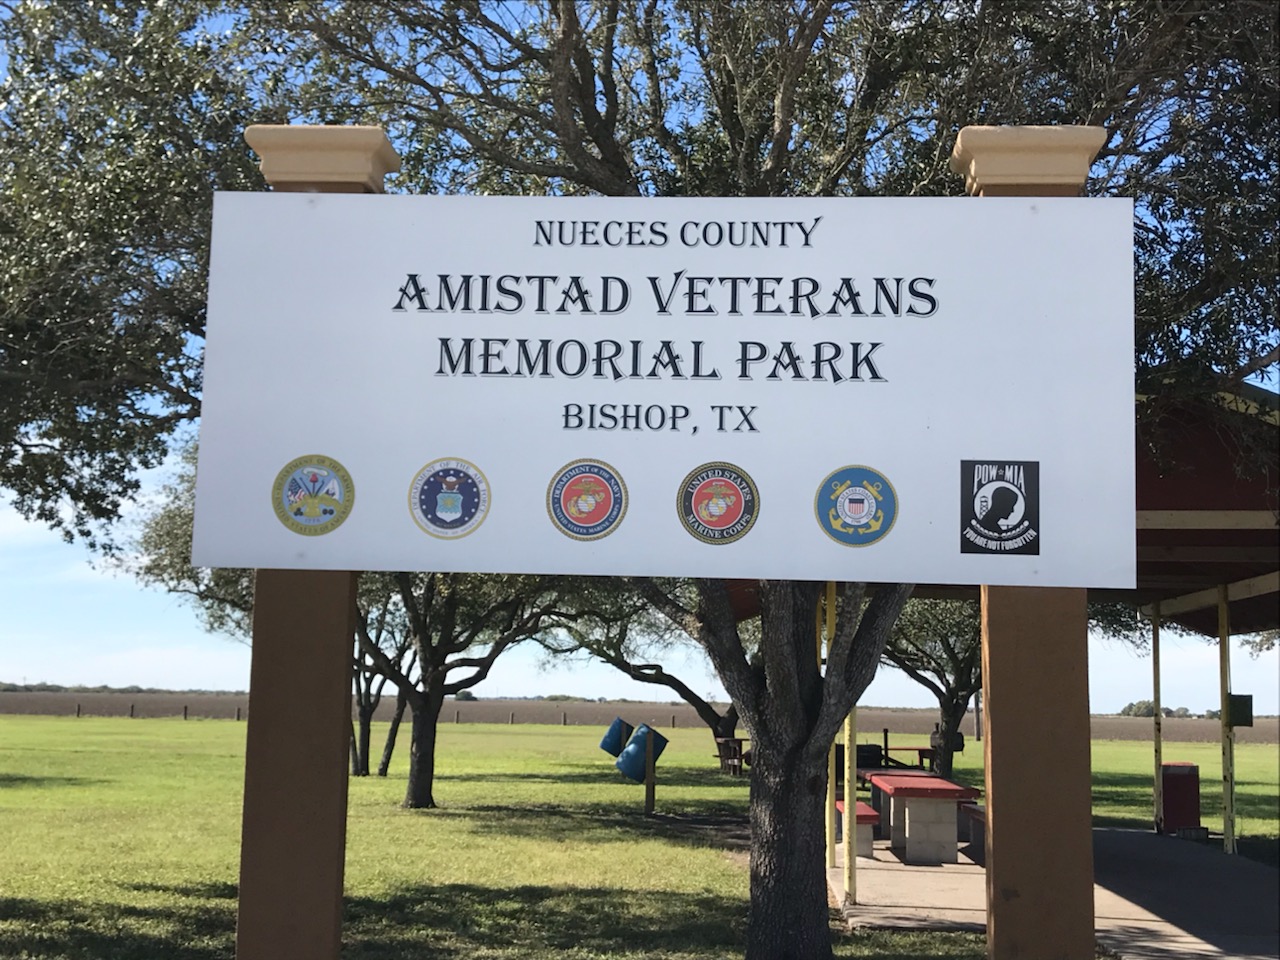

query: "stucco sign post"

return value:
[952, 124, 1106, 960]
[234, 125, 399, 960]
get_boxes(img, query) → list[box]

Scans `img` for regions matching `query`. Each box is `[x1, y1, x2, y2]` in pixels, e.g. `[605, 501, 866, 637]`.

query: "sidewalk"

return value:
[827, 829, 1279, 960]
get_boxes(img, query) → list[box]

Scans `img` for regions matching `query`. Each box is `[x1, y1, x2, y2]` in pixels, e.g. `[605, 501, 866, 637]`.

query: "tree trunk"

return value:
[355, 704, 373, 776]
[349, 719, 360, 776]
[746, 748, 833, 960]
[934, 697, 969, 779]
[712, 703, 740, 739]
[377, 689, 407, 777]
[403, 689, 445, 809]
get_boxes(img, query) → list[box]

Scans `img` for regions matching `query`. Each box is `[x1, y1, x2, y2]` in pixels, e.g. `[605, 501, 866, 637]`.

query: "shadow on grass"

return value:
[0, 895, 233, 960]
[2, 882, 994, 959]
[0, 773, 101, 789]
[344, 882, 748, 958]
[442, 764, 750, 791]
[462, 802, 752, 850]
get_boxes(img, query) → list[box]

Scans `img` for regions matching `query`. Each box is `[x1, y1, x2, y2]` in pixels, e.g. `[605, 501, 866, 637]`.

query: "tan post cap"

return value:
[949, 125, 1106, 196]
[244, 125, 401, 194]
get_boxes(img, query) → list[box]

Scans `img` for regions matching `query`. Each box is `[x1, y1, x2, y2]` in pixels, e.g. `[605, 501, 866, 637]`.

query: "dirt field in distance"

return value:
[2, 691, 1275, 743]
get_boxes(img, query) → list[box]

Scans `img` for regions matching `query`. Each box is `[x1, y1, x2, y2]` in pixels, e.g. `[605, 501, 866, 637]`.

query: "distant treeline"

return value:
[0, 682, 247, 695]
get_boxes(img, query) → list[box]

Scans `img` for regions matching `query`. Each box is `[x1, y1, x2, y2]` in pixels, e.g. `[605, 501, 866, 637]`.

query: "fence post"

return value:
[184, 705, 189, 721]
[643, 732, 656, 816]
[76, 703, 81, 718]
[130, 703, 135, 718]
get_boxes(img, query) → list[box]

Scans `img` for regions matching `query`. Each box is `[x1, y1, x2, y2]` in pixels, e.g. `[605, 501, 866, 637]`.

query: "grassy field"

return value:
[1, 717, 1276, 959]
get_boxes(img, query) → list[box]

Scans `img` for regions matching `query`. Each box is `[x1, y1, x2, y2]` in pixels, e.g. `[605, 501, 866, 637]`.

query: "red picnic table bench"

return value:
[865, 771, 980, 865]
[834, 799, 880, 859]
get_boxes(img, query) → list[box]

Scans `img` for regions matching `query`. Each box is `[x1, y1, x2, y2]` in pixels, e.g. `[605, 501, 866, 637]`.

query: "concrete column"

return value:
[904, 799, 961, 865]
[951, 125, 1106, 960]
[234, 125, 399, 960]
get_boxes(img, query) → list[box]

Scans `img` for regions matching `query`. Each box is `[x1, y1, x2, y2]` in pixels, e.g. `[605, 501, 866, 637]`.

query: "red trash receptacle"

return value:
[1161, 762, 1200, 834]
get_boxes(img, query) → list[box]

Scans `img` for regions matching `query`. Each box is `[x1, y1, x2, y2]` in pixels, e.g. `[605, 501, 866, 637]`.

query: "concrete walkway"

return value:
[828, 829, 1279, 960]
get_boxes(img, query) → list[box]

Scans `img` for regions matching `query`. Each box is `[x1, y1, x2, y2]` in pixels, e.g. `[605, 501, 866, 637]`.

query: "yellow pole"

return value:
[1218, 586, 1236, 854]
[843, 706, 857, 904]
[825, 582, 837, 869]
[1152, 604, 1163, 833]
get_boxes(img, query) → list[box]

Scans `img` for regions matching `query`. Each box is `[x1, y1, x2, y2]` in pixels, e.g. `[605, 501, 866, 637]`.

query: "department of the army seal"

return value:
[272, 455, 355, 536]
[814, 465, 897, 547]
[547, 459, 627, 541]
[677, 462, 759, 544]
[408, 458, 490, 539]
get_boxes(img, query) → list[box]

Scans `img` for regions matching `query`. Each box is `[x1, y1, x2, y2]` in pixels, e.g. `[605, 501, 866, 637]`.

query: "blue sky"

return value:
[1, 494, 1275, 715]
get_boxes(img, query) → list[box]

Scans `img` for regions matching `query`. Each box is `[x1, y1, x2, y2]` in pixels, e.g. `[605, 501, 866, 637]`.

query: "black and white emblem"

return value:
[960, 460, 1039, 555]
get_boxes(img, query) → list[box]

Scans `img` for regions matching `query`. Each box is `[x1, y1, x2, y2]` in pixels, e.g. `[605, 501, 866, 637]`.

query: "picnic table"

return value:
[865, 771, 980, 865]
[713, 737, 748, 776]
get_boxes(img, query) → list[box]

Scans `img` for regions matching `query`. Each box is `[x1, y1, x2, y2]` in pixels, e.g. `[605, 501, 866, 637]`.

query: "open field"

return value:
[2, 691, 1276, 742]
[0, 716, 1275, 959]
[1, 716, 994, 960]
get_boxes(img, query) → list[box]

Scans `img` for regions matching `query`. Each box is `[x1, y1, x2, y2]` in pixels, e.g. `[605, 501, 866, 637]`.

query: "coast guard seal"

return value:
[272, 455, 355, 536]
[547, 459, 627, 541]
[408, 458, 490, 539]
[815, 465, 897, 547]
[677, 462, 759, 544]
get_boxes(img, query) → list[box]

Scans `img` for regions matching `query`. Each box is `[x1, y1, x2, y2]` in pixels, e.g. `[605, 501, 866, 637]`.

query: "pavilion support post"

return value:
[1218, 585, 1236, 854]
[825, 582, 838, 870]
[843, 706, 857, 905]
[1152, 605, 1164, 833]
[234, 125, 399, 960]
[952, 125, 1107, 960]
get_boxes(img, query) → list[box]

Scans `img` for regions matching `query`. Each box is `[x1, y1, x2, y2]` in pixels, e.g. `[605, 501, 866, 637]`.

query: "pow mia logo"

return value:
[678, 462, 759, 544]
[815, 465, 897, 547]
[547, 459, 627, 541]
[272, 455, 355, 536]
[409, 458, 490, 539]
[961, 460, 1039, 555]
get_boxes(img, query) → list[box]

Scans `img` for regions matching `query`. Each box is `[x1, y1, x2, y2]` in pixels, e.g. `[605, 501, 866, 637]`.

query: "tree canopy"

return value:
[3, 0, 1274, 543]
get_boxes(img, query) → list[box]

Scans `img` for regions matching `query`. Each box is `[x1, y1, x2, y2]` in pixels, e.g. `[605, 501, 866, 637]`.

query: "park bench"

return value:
[884, 745, 937, 770]
[958, 802, 986, 853]
[865, 771, 981, 865]
[834, 799, 880, 859]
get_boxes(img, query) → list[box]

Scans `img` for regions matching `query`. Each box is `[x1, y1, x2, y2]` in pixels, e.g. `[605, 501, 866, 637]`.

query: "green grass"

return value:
[0, 717, 992, 958]
[4, 717, 1275, 958]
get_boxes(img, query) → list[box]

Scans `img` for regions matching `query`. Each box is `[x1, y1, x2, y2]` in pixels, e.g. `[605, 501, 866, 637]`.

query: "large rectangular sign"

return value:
[193, 194, 1134, 587]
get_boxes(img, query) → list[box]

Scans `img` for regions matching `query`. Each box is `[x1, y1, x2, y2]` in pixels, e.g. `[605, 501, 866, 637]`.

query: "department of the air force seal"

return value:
[272, 455, 355, 536]
[408, 458, 490, 539]
[677, 462, 759, 544]
[814, 465, 897, 547]
[547, 459, 627, 541]
[960, 459, 1039, 555]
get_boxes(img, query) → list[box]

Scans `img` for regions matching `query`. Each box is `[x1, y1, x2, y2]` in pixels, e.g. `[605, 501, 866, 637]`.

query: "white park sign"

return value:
[192, 194, 1134, 588]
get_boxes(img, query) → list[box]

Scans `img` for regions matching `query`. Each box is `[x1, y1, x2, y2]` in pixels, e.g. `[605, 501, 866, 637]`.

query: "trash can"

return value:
[1161, 762, 1200, 834]
[615, 724, 668, 782]
[599, 717, 634, 757]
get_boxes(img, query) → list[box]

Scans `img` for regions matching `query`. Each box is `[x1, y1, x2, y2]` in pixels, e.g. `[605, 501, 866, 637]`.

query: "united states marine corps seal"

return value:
[272, 455, 355, 536]
[678, 462, 759, 544]
[547, 459, 627, 541]
[815, 465, 897, 547]
[408, 458, 490, 539]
